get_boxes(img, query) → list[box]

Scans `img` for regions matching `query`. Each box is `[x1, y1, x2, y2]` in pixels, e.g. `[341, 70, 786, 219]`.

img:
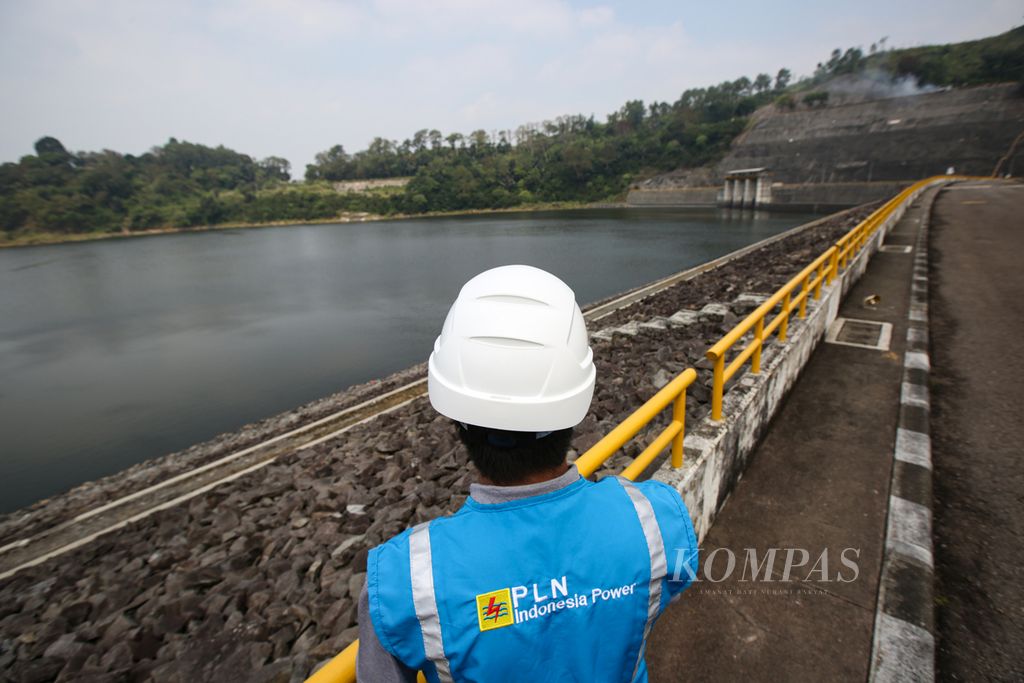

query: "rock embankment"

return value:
[0, 367, 427, 551]
[0, 205, 876, 683]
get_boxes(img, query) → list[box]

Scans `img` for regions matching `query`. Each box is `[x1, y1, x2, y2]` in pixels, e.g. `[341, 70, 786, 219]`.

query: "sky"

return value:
[0, 0, 1020, 174]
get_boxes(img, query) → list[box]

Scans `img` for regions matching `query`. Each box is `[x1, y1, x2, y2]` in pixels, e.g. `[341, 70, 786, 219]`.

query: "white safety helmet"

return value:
[428, 265, 596, 432]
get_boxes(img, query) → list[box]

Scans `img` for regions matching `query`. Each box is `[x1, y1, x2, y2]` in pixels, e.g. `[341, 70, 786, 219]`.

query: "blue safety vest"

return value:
[366, 476, 699, 683]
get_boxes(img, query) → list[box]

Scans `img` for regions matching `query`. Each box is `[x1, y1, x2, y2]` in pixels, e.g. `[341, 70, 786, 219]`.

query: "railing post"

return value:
[671, 391, 686, 468]
[751, 317, 764, 374]
[711, 354, 725, 421]
[828, 249, 840, 284]
[799, 275, 810, 318]
[779, 292, 792, 342]
[814, 262, 825, 299]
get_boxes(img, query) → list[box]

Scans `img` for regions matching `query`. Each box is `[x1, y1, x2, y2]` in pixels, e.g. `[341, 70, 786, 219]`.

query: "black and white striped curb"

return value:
[869, 192, 938, 682]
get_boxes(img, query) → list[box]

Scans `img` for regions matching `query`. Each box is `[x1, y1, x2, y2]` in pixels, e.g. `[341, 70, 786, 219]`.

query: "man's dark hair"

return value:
[456, 424, 573, 485]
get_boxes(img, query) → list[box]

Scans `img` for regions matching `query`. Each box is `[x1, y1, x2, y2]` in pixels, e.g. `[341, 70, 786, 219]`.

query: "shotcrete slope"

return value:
[726, 84, 1023, 182]
[640, 83, 1024, 191]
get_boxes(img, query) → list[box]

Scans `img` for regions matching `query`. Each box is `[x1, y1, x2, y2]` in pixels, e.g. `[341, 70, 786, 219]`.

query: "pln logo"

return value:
[475, 588, 515, 631]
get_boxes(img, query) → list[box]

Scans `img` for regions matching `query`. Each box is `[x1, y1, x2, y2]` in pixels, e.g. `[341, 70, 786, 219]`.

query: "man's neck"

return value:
[477, 462, 570, 487]
[469, 464, 580, 505]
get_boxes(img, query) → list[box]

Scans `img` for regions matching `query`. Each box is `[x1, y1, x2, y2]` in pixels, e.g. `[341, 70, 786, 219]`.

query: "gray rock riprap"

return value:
[0, 205, 876, 682]
[0, 365, 428, 550]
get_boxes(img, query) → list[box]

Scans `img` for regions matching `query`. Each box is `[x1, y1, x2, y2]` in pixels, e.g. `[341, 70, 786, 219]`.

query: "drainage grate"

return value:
[825, 318, 893, 350]
[880, 245, 913, 254]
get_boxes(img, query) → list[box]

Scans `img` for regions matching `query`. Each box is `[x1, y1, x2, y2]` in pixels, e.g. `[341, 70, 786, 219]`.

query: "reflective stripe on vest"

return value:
[409, 523, 454, 682]
[619, 478, 668, 680]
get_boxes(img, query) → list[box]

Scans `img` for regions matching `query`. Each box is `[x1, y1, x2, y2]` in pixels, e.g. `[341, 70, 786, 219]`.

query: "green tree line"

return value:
[870, 25, 1024, 88]
[0, 70, 789, 237]
[805, 25, 1024, 88]
[318, 70, 792, 212]
[776, 26, 1023, 110]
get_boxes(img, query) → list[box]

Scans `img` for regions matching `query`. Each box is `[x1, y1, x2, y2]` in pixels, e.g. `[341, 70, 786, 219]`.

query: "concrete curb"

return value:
[868, 188, 941, 682]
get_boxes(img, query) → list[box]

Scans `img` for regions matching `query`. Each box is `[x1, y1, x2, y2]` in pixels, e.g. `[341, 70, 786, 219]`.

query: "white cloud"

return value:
[208, 0, 368, 42]
[372, 0, 577, 37]
[578, 6, 614, 26]
[403, 42, 515, 84]
[535, 20, 694, 103]
[460, 92, 500, 124]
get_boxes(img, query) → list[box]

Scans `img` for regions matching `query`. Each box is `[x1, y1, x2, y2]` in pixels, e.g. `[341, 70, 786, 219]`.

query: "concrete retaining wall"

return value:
[653, 186, 928, 541]
[626, 187, 719, 206]
[770, 181, 913, 212]
[626, 181, 914, 211]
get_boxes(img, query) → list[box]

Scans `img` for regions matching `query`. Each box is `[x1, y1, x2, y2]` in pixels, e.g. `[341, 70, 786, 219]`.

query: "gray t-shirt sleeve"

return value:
[356, 582, 419, 683]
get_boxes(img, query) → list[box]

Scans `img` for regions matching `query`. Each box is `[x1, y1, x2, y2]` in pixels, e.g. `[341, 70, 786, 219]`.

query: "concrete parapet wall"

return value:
[332, 177, 411, 193]
[771, 181, 914, 212]
[653, 189, 922, 540]
[627, 181, 913, 210]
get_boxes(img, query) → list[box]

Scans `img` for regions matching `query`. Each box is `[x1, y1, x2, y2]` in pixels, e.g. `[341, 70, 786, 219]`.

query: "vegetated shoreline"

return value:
[0, 200, 614, 249]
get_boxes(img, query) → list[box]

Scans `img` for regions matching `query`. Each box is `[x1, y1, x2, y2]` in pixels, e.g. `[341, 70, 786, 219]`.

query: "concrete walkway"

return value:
[645, 189, 939, 681]
[929, 181, 1024, 680]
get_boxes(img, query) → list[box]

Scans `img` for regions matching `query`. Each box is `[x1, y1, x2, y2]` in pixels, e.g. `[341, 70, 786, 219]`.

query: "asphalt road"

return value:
[929, 180, 1024, 680]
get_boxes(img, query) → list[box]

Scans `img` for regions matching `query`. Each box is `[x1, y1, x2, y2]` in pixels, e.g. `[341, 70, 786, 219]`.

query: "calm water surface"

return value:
[0, 207, 820, 511]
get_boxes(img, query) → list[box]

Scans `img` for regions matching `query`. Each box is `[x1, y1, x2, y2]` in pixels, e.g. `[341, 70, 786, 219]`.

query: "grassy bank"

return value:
[0, 200, 601, 249]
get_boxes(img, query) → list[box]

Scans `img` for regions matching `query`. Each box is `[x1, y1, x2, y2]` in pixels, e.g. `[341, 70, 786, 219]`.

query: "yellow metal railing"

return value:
[706, 247, 837, 419]
[307, 176, 955, 683]
[833, 186, 909, 274]
[306, 644, 430, 683]
[706, 176, 946, 419]
[574, 368, 698, 479]
[306, 643, 357, 683]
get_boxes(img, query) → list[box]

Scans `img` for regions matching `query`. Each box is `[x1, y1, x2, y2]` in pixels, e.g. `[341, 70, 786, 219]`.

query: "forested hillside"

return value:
[0, 73, 786, 239]
[2, 26, 1021, 242]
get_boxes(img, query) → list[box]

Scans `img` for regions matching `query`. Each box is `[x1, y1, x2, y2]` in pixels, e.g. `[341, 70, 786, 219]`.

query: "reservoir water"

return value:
[0, 207, 820, 512]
